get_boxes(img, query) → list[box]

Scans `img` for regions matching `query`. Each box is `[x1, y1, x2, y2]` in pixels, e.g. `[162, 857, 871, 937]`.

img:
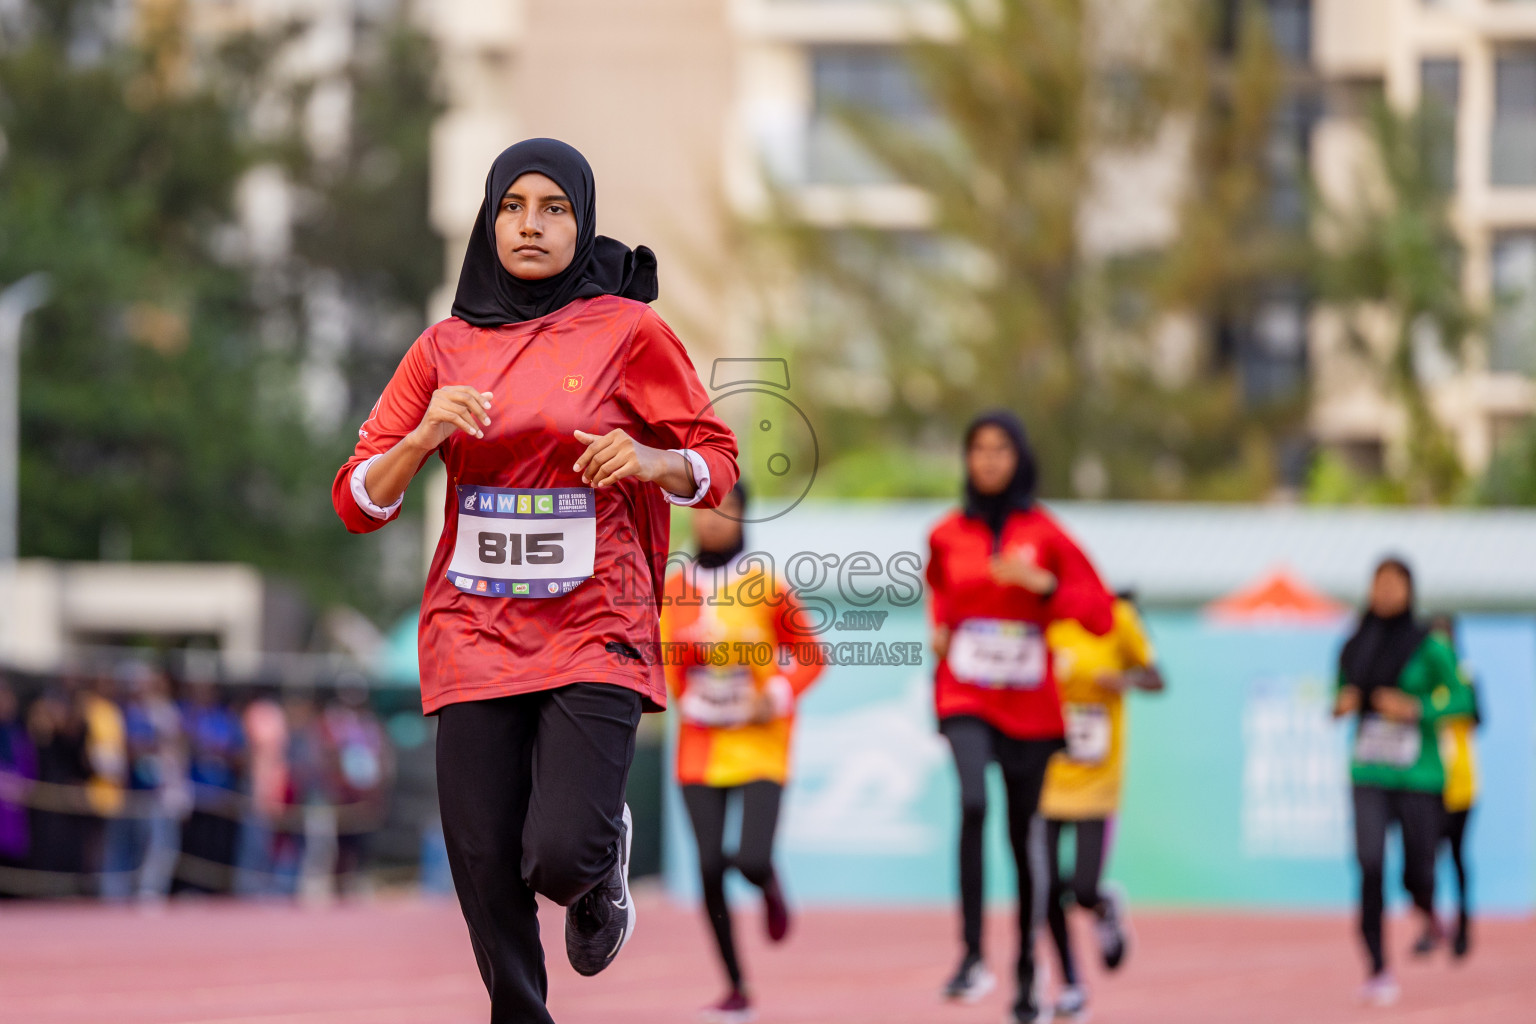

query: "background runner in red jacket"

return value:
[926, 410, 1113, 1024]
[331, 138, 738, 1024]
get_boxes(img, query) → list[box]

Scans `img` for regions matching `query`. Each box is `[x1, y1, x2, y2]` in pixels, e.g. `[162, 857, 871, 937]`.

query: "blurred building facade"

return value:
[1313, 0, 1536, 475]
[419, 0, 736, 348]
[407, 0, 1536, 482]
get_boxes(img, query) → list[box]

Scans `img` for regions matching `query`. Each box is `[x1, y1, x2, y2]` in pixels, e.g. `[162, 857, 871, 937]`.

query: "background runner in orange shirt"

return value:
[661, 483, 823, 1024]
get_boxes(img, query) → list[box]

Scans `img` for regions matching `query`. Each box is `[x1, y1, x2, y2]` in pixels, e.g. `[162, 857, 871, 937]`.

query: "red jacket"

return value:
[331, 296, 739, 713]
[925, 506, 1113, 739]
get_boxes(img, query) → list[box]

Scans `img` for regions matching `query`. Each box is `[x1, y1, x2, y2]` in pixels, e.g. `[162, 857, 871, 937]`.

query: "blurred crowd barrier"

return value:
[0, 656, 441, 901]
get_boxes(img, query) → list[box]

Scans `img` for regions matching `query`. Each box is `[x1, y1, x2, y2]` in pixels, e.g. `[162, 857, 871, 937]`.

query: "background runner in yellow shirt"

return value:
[1039, 594, 1164, 1021]
[1426, 613, 1480, 960]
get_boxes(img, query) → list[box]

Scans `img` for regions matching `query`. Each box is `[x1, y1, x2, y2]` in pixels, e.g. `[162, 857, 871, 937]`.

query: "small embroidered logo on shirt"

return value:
[563, 374, 583, 392]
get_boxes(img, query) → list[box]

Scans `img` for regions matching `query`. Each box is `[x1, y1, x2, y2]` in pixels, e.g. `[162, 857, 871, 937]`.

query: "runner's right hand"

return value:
[408, 386, 493, 449]
[931, 625, 951, 661]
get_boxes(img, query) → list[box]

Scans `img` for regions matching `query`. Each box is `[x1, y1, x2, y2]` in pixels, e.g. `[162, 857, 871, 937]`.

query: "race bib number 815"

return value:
[448, 486, 596, 598]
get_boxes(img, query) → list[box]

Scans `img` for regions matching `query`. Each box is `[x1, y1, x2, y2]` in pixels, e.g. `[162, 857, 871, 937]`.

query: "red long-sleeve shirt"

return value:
[331, 296, 739, 714]
[925, 506, 1113, 739]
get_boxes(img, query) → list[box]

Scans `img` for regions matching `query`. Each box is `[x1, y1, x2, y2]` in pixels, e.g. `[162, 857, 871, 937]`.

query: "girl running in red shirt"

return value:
[926, 411, 1113, 1024]
[331, 139, 739, 1024]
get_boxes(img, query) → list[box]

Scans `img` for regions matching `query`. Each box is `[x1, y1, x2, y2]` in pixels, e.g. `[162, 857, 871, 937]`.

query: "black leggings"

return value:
[1443, 807, 1472, 917]
[436, 684, 642, 1024]
[941, 716, 1059, 1016]
[1044, 817, 1109, 986]
[681, 781, 783, 991]
[1352, 785, 1443, 976]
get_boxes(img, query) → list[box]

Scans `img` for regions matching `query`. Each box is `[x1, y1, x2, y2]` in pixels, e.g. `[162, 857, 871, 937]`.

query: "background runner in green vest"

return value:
[1334, 557, 1472, 1008]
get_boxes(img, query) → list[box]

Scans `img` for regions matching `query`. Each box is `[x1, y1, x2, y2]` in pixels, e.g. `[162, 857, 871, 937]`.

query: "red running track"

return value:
[0, 889, 1531, 1024]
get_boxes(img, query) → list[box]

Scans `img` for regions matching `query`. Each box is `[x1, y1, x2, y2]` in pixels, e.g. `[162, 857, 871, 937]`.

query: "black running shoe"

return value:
[1096, 886, 1129, 971]
[1411, 915, 1443, 957]
[941, 952, 995, 1002]
[1453, 912, 1471, 959]
[565, 804, 636, 977]
[1008, 1001, 1045, 1024]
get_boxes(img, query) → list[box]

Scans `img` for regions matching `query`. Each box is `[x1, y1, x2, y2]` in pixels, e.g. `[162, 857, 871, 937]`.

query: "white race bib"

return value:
[1354, 716, 1422, 769]
[447, 486, 596, 598]
[679, 666, 755, 727]
[1063, 703, 1111, 764]
[949, 619, 1046, 689]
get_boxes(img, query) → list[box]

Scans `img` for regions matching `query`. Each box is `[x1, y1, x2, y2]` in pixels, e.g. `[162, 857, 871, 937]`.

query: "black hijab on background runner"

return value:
[695, 481, 749, 571]
[451, 138, 659, 327]
[1339, 557, 1429, 704]
[962, 410, 1038, 550]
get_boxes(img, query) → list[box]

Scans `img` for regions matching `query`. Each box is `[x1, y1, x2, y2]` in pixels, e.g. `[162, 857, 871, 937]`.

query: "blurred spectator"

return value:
[1, 668, 398, 899]
[176, 680, 247, 894]
[323, 684, 392, 894]
[0, 679, 38, 882]
[79, 672, 127, 891]
[103, 667, 189, 902]
[275, 691, 335, 898]
[235, 688, 288, 896]
[26, 690, 91, 887]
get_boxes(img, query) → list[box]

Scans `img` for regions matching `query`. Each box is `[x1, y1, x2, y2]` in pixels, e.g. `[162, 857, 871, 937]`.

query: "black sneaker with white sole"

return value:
[565, 803, 636, 977]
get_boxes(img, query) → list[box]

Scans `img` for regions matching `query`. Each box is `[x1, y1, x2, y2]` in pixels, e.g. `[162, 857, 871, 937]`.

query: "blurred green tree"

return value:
[0, 0, 439, 615]
[1310, 99, 1478, 504]
[1478, 420, 1536, 505]
[744, 0, 1301, 500]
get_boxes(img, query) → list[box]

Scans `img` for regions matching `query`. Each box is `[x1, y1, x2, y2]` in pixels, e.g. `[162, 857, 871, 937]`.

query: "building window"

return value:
[1218, 283, 1309, 405]
[1266, 0, 1312, 63]
[1218, 0, 1311, 62]
[1268, 91, 1320, 227]
[1492, 232, 1536, 375]
[1419, 58, 1460, 189]
[806, 46, 936, 185]
[1492, 50, 1536, 187]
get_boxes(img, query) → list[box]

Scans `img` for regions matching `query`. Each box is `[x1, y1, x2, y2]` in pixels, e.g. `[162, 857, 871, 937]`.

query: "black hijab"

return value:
[1339, 557, 1429, 703]
[962, 410, 1038, 548]
[450, 138, 659, 327]
[695, 481, 749, 570]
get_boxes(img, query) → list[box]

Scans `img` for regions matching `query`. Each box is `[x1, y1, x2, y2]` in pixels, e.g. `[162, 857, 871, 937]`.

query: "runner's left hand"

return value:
[747, 691, 777, 725]
[1094, 672, 1131, 693]
[989, 554, 1057, 595]
[1370, 688, 1422, 723]
[573, 428, 670, 488]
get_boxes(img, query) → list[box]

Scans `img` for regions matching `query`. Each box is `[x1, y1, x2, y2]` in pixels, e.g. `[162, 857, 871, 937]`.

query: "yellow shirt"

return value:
[1040, 599, 1156, 820]
[82, 694, 126, 816]
[1441, 674, 1479, 813]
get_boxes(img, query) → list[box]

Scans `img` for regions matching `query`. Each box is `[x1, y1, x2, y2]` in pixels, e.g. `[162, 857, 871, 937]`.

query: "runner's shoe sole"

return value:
[701, 1008, 756, 1024]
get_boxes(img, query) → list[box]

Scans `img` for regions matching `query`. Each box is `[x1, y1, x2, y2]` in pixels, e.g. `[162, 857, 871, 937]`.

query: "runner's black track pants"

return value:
[436, 684, 642, 1024]
[1443, 806, 1472, 916]
[1044, 816, 1110, 986]
[682, 780, 783, 991]
[1353, 784, 1442, 976]
[941, 715, 1059, 1017]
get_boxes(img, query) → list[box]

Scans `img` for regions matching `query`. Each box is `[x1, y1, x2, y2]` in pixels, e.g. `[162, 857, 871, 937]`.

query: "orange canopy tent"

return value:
[1204, 567, 1349, 625]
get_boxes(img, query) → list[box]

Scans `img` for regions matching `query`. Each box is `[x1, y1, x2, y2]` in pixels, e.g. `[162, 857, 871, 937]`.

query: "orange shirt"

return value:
[660, 563, 823, 787]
